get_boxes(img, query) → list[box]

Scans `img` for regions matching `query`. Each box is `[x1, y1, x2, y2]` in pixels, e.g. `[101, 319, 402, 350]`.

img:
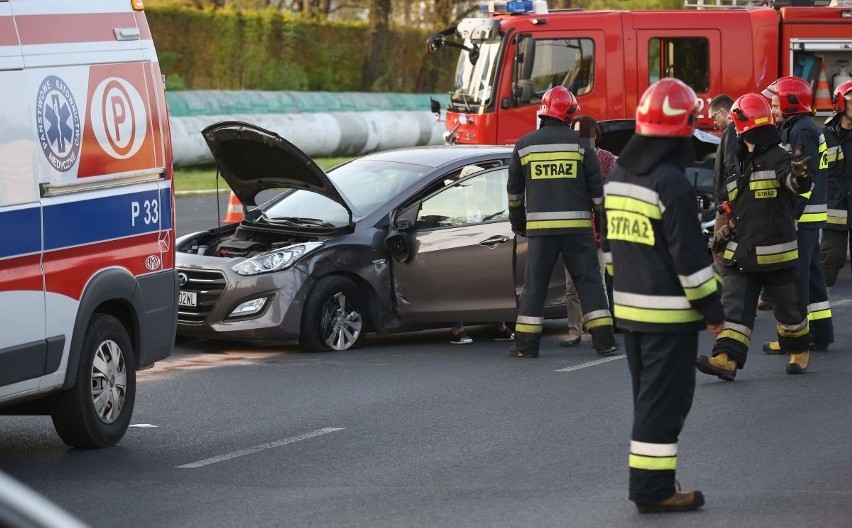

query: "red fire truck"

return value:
[428, 0, 852, 145]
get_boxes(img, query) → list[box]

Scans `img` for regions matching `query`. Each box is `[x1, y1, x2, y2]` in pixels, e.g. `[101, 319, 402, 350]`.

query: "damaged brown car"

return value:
[175, 121, 570, 351]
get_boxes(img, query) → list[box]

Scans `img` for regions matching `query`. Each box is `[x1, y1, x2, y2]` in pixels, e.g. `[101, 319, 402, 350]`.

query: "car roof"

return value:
[360, 145, 513, 168]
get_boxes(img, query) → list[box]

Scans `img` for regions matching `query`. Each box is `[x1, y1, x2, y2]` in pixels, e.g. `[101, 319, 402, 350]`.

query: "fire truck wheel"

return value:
[51, 314, 137, 448]
[300, 275, 365, 352]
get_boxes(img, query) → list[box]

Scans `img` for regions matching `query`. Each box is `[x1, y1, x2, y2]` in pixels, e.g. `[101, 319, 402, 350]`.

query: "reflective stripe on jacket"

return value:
[823, 121, 852, 231]
[780, 115, 828, 229]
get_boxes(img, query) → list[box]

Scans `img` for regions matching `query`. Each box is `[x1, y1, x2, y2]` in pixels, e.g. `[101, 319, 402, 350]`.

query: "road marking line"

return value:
[555, 355, 625, 372]
[176, 427, 345, 469]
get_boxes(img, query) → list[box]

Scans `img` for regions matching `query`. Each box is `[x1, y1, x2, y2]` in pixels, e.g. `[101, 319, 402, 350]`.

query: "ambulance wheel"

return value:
[51, 314, 136, 448]
[300, 276, 365, 352]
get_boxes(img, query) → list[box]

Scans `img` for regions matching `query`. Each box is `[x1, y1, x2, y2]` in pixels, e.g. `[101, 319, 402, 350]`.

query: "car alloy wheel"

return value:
[321, 291, 363, 351]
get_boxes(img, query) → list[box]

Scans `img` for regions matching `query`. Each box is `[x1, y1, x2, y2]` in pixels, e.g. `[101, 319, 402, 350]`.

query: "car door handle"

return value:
[479, 235, 511, 249]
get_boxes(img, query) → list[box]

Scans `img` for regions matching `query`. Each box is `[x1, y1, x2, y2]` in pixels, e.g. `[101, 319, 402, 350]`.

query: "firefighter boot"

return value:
[509, 331, 539, 358]
[786, 351, 810, 375]
[763, 341, 783, 355]
[590, 327, 620, 357]
[696, 352, 737, 381]
[635, 490, 706, 514]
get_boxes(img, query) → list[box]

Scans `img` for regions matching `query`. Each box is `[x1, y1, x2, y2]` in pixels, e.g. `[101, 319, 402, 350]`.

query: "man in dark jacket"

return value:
[762, 76, 833, 360]
[602, 78, 724, 513]
[507, 86, 617, 358]
[708, 94, 740, 272]
[697, 93, 812, 380]
[820, 80, 852, 294]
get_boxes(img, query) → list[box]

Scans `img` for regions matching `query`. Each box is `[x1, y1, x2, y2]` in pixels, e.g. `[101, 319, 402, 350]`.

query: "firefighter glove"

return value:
[712, 224, 732, 254]
[791, 156, 811, 178]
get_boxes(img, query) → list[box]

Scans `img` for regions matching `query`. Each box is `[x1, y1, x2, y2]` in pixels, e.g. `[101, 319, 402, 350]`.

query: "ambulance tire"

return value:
[50, 314, 137, 448]
[300, 275, 365, 352]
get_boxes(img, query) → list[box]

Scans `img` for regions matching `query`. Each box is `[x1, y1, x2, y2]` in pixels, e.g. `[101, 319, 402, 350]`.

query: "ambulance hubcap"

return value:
[90, 339, 127, 424]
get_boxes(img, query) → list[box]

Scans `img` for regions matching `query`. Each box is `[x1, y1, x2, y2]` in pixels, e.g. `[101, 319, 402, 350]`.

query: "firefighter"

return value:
[820, 80, 852, 295]
[696, 93, 812, 381]
[762, 76, 833, 358]
[602, 78, 724, 513]
[708, 94, 741, 273]
[507, 86, 617, 358]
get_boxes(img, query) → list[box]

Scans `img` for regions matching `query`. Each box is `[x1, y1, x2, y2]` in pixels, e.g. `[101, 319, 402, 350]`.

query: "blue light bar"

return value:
[480, 1, 535, 14]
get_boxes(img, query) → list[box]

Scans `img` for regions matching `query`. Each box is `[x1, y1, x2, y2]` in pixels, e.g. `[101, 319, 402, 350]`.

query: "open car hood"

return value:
[202, 121, 353, 220]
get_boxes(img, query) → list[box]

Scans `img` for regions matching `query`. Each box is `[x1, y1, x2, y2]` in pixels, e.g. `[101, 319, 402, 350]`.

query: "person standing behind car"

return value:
[762, 76, 833, 357]
[708, 94, 741, 273]
[507, 86, 617, 358]
[561, 115, 616, 347]
[697, 93, 812, 381]
[601, 78, 724, 513]
[820, 80, 852, 297]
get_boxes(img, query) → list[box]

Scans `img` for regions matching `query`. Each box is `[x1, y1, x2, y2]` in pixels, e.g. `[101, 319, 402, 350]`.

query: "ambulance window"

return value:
[528, 38, 595, 101]
[648, 37, 709, 93]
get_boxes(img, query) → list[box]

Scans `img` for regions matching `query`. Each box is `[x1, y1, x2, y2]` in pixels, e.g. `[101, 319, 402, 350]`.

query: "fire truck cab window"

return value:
[648, 37, 709, 93]
[528, 38, 595, 101]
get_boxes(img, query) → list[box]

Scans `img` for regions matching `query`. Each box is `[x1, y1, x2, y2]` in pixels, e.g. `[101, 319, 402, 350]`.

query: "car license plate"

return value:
[178, 291, 197, 307]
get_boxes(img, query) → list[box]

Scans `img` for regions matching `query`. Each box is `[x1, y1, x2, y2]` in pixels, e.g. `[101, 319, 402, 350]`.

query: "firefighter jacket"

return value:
[713, 121, 741, 202]
[779, 114, 828, 229]
[719, 144, 810, 272]
[601, 136, 724, 333]
[823, 118, 852, 231]
[507, 118, 603, 237]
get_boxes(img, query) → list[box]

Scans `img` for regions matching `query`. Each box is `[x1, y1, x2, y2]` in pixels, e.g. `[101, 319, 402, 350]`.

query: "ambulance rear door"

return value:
[0, 0, 48, 399]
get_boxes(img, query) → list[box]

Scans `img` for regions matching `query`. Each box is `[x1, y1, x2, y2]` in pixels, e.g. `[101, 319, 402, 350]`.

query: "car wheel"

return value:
[300, 276, 364, 352]
[50, 314, 136, 448]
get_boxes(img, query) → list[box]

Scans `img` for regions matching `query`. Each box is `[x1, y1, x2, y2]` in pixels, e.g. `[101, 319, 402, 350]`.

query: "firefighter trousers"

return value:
[626, 330, 697, 503]
[515, 233, 614, 354]
[798, 228, 833, 346]
[711, 267, 809, 368]
[820, 228, 852, 288]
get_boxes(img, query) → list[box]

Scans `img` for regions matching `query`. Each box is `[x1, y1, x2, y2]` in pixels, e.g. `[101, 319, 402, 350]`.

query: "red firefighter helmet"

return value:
[730, 93, 774, 136]
[832, 80, 852, 114]
[634, 78, 698, 137]
[773, 76, 813, 116]
[537, 86, 579, 124]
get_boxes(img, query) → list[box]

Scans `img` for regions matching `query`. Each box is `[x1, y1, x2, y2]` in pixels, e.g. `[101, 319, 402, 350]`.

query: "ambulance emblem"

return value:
[35, 75, 82, 172]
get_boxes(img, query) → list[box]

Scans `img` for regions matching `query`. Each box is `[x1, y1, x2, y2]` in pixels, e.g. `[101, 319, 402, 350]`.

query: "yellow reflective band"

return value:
[614, 305, 703, 324]
[819, 141, 828, 169]
[606, 210, 655, 246]
[515, 323, 543, 333]
[808, 309, 832, 321]
[723, 248, 735, 260]
[585, 317, 613, 330]
[683, 277, 718, 301]
[521, 151, 584, 164]
[729, 188, 739, 201]
[715, 272, 723, 284]
[527, 219, 593, 230]
[777, 322, 809, 338]
[749, 179, 780, 190]
[799, 213, 828, 223]
[606, 264, 614, 275]
[827, 216, 847, 224]
[719, 328, 750, 346]
[801, 190, 813, 200]
[605, 195, 662, 220]
[530, 160, 579, 179]
[756, 249, 798, 265]
[629, 454, 677, 471]
[509, 198, 524, 207]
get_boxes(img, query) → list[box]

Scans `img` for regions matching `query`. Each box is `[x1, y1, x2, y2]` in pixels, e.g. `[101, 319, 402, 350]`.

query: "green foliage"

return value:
[147, 7, 454, 92]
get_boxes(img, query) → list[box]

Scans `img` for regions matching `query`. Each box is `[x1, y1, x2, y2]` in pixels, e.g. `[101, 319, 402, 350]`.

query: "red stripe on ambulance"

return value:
[15, 12, 140, 46]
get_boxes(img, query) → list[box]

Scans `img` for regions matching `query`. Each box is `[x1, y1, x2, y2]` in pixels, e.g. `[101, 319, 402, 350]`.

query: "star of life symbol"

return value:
[35, 75, 82, 172]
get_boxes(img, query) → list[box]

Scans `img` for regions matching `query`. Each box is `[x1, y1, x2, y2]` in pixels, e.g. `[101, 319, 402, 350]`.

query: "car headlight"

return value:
[231, 241, 324, 276]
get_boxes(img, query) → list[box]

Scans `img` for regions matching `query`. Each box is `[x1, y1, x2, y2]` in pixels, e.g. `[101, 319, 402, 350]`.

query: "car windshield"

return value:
[451, 40, 501, 108]
[262, 158, 432, 225]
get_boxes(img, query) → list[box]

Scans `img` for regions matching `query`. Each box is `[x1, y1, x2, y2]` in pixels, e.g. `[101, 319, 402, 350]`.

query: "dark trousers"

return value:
[820, 228, 851, 288]
[626, 330, 697, 503]
[516, 233, 614, 354]
[712, 267, 809, 367]
[798, 228, 833, 345]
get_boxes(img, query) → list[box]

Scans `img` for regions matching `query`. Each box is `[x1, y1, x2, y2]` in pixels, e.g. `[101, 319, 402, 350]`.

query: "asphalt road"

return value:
[174, 191, 231, 238]
[1, 272, 851, 527]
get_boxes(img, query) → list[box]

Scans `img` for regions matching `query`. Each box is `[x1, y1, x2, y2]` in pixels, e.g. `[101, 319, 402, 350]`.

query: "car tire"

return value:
[50, 314, 136, 448]
[300, 276, 365, 352]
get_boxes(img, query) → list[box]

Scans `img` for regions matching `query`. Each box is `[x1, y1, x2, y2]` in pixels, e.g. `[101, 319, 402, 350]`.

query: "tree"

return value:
[363, 0, 391, 89]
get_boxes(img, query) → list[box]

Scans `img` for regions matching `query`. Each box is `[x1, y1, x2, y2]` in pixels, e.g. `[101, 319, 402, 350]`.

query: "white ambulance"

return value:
[0, 0, 176, 447]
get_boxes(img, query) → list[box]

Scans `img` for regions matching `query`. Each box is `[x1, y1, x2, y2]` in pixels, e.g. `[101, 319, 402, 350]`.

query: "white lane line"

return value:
[831, 297, 851, 307]
[177, 427, 345, 469]
[555, 355, 625, 372]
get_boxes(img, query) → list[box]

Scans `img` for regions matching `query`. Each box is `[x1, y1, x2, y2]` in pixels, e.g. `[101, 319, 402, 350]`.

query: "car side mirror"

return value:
[385, 231, 411, 263]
